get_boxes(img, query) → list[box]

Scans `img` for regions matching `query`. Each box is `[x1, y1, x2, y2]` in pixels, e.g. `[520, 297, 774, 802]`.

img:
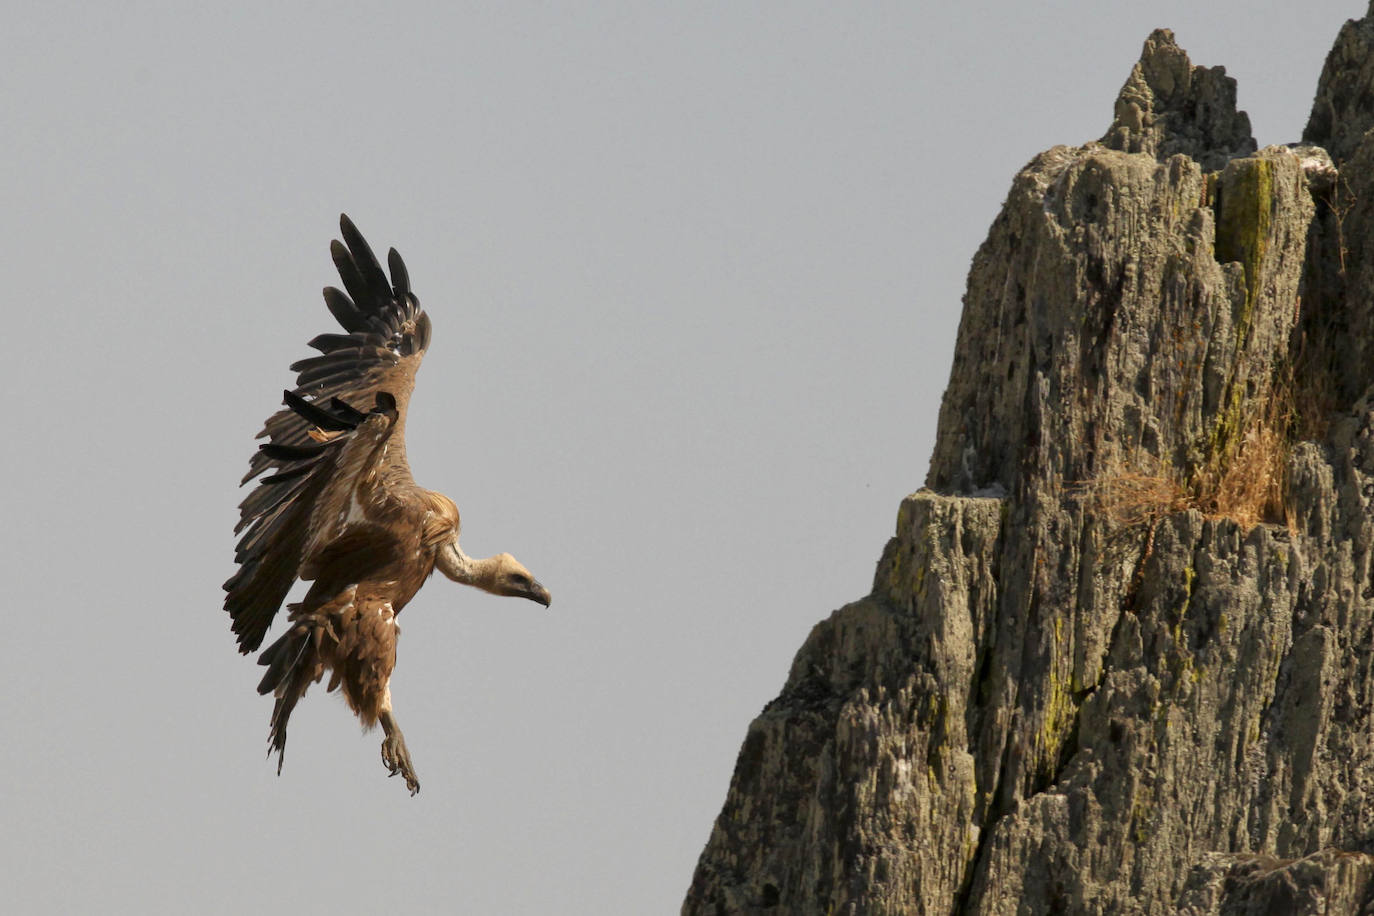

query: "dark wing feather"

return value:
[388, 248, 410, 298]
[323, 286, 367, 333]
[224, 215, 432, 653]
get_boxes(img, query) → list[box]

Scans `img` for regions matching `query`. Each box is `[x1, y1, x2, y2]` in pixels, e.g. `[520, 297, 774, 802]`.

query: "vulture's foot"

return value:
[379, 713, 420, 795]
[381, 730, 420, 794]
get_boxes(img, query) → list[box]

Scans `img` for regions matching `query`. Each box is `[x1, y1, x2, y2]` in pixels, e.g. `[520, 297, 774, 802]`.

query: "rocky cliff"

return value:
[684, 9, 1374, 915]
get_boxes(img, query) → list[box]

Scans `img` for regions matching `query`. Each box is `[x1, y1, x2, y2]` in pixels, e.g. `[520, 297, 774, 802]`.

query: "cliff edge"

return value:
[684, 9, 1374, 914]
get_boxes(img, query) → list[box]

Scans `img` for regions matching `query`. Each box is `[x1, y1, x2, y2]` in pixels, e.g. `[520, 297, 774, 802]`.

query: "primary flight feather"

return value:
[224, 214, 551, 795]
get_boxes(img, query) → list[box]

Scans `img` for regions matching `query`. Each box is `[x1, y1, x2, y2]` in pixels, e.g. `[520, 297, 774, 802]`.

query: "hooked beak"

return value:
[528, 581, 552, 608]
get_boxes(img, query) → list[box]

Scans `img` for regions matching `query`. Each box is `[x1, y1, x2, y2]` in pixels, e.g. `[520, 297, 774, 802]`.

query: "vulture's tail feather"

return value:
[256, 618, 321, 775]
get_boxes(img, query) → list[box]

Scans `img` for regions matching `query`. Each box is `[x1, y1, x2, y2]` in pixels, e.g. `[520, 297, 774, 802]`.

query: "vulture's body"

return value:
[224, 215, 550, 795]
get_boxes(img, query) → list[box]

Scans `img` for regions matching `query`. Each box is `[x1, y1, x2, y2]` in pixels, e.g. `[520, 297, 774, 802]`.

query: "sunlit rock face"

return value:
[684, 13, 1374, 915]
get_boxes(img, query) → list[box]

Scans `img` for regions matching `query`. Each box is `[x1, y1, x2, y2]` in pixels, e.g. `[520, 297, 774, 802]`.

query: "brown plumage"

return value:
[224, 214, 551, 795]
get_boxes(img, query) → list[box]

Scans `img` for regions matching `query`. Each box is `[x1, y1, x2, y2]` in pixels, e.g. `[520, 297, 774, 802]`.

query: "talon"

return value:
[380, 729, 420, 795]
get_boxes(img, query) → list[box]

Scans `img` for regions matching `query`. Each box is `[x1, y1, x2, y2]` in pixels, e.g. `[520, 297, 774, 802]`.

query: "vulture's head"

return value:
[488, 553, 552, 606]
[436, 541, 551, 607]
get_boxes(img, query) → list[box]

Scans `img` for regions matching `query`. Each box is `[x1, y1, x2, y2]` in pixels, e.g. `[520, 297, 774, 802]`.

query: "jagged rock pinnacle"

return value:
[1101, 28, 1256, 172]
[1304, 2, 1374, 166]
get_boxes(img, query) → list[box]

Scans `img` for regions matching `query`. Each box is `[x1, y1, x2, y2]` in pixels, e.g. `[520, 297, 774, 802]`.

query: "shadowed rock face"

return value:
[1304, 1, 1374, 168]
[684, 16, 1374, 916]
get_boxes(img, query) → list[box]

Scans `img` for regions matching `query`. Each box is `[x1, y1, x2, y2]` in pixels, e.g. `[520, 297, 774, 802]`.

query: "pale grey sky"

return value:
[2, 2, 1360, 913]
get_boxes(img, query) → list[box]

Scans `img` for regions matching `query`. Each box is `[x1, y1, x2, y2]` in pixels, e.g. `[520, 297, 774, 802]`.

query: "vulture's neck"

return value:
[439, 544, 506, 594]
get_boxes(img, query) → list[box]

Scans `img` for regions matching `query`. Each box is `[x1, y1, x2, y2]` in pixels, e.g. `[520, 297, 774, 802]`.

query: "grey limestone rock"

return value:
[1304, 1, 1374, 168]
[685, 10, 1374, 916]
[1179, 849, 1374, 915]
[1101, 29, 1256, 173]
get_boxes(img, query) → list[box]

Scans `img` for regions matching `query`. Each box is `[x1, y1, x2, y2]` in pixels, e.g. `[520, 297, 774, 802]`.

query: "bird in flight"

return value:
[224, 214, 551, 795]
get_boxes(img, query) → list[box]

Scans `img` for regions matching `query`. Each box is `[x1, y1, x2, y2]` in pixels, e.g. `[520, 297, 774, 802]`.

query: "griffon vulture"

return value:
[223, 214, 551, 795]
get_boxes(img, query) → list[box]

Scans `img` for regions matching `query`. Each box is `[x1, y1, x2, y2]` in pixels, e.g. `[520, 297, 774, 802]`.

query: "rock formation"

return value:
[684, 8, 1374, 914]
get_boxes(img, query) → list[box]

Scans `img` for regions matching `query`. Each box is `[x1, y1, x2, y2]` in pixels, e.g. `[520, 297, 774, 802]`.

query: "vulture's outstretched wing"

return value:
[224, 215, 432, 653]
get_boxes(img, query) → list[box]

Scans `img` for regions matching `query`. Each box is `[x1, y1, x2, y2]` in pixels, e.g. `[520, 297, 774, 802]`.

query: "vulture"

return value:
[224, 214, 551, 795]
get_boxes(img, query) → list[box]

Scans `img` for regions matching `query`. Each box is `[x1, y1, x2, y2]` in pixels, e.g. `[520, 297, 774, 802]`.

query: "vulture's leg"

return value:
[378, 689, 420, 795]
